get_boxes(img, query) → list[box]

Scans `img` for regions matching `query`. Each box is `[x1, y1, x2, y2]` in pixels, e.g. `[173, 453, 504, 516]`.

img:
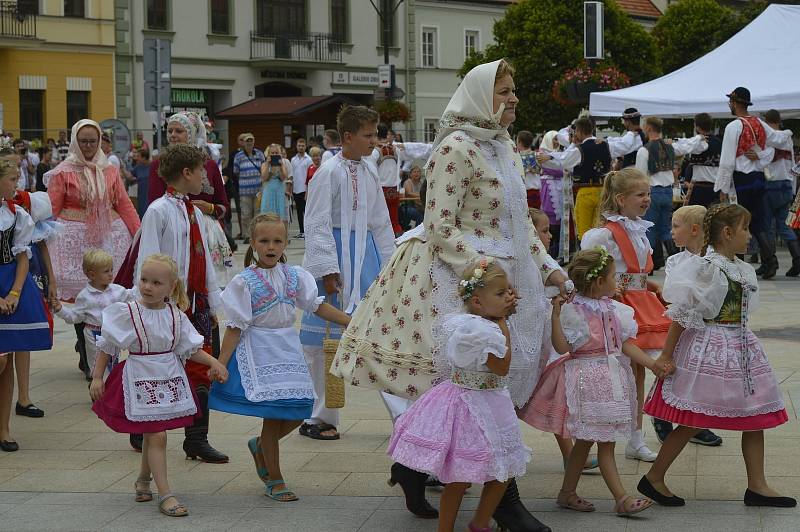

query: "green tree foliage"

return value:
[652, 0, 740, 74]
[459, 0, 660, 133]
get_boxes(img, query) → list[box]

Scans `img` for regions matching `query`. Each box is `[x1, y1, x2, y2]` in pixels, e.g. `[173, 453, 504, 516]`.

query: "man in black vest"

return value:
[539, 117, 612, 239]
[685, 113, 723, 207]
[620, 108, 647, 169]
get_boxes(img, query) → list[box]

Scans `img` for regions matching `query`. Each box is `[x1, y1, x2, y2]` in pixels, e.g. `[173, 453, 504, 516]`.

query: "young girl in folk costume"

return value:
[123, 144, 227, 461]
[90, 254, 228, 517]
[0, 160, 52, 451]
[581, 168, 670, 462]
[537, 131, 565, 257]
[388, 259, 530, 532]
[640, 204, 796, 509]
[209, 214, 351, 502]
[259, 144, 289, 223]
[521, 248, 671, 516]
[9, 186, 60, 417]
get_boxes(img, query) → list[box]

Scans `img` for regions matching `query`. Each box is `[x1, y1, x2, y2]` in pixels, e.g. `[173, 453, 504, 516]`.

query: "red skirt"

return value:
[644, 380, 788, 431]
[92, 360, 201, 434]
[383, 187, 402, 235]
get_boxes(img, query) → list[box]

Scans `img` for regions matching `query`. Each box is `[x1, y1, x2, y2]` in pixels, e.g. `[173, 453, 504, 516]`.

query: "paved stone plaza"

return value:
[1, 237, 798, 531]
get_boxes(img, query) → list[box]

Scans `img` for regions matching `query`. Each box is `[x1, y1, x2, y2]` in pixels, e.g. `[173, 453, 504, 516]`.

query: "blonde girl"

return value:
[90, 254, 228, 517]
[260, 144, 290, 222]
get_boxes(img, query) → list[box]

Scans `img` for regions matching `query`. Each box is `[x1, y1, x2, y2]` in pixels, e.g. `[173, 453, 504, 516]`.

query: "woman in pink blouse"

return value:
[48, 119, 140, 300]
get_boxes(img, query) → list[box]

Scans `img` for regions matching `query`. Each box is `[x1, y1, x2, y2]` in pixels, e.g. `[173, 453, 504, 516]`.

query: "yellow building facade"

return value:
[0, 0, 116, 140]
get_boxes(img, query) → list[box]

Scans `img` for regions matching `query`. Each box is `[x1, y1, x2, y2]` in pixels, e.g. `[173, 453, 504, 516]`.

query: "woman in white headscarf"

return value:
[331, 59, 566, 531]
[48, 119, 140, 299]
[537, 130, 564, 256]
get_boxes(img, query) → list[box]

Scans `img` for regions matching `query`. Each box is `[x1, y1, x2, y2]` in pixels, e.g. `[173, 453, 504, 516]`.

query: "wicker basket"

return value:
[323, 309, 345, 409]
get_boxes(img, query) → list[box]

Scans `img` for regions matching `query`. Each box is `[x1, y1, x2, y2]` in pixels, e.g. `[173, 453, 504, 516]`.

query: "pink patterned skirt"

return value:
[644, 325, 787, 431]
[92, 360, 200, 434]
[51, 218, 132, 301]
[388, 381, 529, 484]
[520, 354, 637, 442]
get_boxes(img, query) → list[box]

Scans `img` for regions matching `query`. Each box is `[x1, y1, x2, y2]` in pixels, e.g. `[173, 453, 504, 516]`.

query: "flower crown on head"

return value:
[585, 246, 611, 282]
[459, 257, 494, 301]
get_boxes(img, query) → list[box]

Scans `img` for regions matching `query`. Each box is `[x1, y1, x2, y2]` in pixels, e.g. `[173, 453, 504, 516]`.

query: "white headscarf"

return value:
[540, 130, 560, 152]
[431, 59, 509, 152]
[52, 119, 112, 244]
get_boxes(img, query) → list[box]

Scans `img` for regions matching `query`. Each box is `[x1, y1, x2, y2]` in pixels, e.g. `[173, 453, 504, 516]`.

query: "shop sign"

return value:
[171, 89, 210, 105]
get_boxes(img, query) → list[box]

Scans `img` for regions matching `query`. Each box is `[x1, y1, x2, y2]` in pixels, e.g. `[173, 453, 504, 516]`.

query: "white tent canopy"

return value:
[589, 4, 800, 118]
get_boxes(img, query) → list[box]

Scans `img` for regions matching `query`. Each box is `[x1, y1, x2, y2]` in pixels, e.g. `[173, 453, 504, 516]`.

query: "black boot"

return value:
[786, 240, 800, 277]
[493, 479, 551, 532]
[388, 463, 438, 518]
[755, 233, 778, 280]
[183, 386, 229, 463]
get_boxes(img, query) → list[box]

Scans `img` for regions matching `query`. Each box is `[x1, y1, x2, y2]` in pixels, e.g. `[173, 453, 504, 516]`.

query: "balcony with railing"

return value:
[0, 0, 37, 39]
[250, 31, 343, 64]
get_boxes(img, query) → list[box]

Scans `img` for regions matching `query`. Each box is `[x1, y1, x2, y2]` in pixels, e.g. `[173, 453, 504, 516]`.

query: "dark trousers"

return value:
[293, 192, 306, 234]
[733, 171, 767, 233]
[687, 182, 718, 207]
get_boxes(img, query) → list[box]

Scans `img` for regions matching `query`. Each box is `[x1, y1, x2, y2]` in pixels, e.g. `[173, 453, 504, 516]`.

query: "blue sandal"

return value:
[265, 479, 298, 502]
[247, 437, 269, 483]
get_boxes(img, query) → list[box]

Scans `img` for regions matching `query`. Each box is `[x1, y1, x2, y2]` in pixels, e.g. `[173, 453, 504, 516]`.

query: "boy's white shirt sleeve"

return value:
[635, 147, 649, 176]
[302, 159, 340, 279]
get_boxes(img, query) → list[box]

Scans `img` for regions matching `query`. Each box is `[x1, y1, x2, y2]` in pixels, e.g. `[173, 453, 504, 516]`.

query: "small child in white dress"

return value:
[388, 259, 530, 532]
[522, 248, 672, 516]
[54, 249, 135, 379]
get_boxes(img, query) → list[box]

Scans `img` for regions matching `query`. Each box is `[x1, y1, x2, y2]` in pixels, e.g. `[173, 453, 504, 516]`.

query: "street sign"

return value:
[378, 64, 393, 88]
[584, 1, 604, 59]
[143, 38, 171, 112]
[373, 87, 405, 101]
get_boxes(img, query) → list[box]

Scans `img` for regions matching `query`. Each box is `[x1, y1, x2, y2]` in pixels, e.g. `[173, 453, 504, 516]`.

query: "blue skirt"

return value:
[0, 262, 52, 352]
[299, 228, 383, 345]
[28, 244, 49, 298]
[209, 349, 313, 420]
[260, 176, 287, 220]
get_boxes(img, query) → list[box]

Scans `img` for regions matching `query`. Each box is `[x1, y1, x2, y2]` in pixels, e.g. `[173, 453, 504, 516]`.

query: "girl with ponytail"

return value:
[640, 204, 794, 509]
[89, 253, 228, 518]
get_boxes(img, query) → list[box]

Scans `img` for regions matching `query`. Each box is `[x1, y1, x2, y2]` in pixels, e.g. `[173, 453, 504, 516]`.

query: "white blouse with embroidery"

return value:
[444, 314, 507, 372]
[97, 302, 204, 362]
[222, 265, 324, 332]
[0, 201, 34, 258]
[581, 215, 653, 273]
[559, 295, 638, 352]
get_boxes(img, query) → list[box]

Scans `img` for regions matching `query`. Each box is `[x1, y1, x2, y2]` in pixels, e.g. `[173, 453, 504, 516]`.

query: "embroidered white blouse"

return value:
[135, 193, 221, 311]
[97, 302, 204, 361]
[0, 201, 34, 258]
[662, 252, 759, 330]
[581, 215, 654, 273]
[56, 283, 135, 327]
[222, 265, 324, 332]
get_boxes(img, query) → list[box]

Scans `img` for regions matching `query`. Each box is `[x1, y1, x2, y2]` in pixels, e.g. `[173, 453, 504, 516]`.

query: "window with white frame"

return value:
[465, 29, 479, 58]
[423, 118, 438, 143]
[421, 27, 437, 68]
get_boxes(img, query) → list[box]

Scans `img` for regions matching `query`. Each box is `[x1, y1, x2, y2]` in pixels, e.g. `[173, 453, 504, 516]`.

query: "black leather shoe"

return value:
[0, 440, 19, 452]
[493, 479, 551, 532]
[638, 475, 685, 506]
[652, 418, 674, 443]
[690, 429, 723, 446]
[183, 439, 229, 463]
[15, 402, 44, 418]
[744, 489, 797, 508]
[388, 463, 438, 519]
[129, 433, 143, 452]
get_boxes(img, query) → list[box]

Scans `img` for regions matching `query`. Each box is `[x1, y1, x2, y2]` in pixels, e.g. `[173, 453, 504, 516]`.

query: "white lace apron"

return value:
[122, 303, 197, 422]
[236, 265, 315, 403]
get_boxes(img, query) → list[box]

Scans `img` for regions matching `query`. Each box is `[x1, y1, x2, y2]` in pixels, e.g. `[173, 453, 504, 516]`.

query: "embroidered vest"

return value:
[736, 116, 766, 157]
[0, 219, 15, 265]
[688, 135, 722, 168]
[520, 152, 539, 175]
[621, 130, 647, 168]
[573, 139, 611, 185]
[240, 264, 298, 318]
[645, 139, 676, 175]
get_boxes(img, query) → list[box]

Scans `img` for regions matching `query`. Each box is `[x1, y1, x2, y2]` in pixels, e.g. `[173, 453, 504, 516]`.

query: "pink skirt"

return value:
[388, 381, 529, 484]
[519, 355, 569, 438]
[645, 380, 787, 431]
[92, 360, 200, 434]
